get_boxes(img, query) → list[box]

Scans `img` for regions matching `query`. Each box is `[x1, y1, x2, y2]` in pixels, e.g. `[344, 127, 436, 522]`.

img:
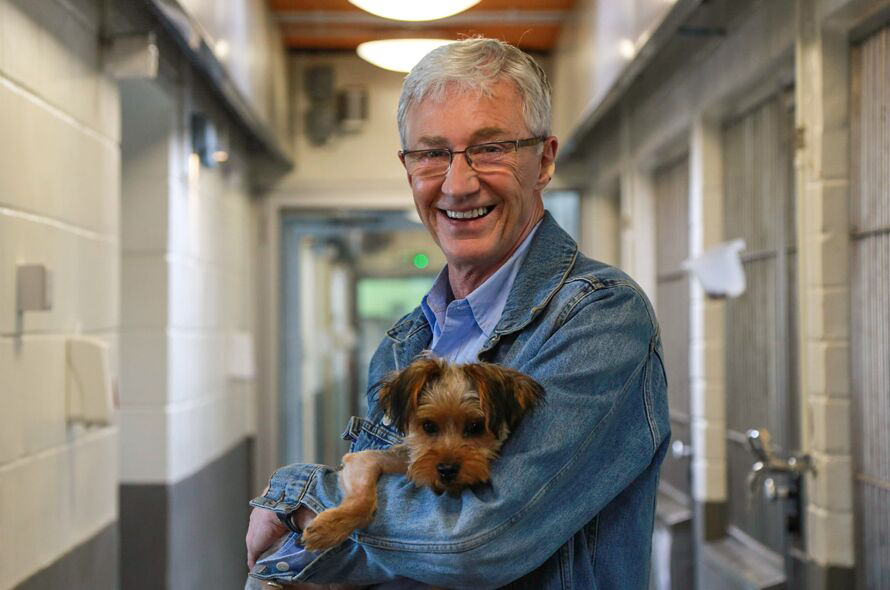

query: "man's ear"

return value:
[535, 136, 559, 191]
[378, 357, 445, 432]
[462, 363, 545, 435]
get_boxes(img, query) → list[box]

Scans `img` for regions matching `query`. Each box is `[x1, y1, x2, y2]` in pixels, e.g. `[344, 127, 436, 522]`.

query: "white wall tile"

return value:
[168, 259, 221, 330]
[0, 337, 67, 456]
[167, 389, 248, 484]
[118, 407, 168, 483]
[67, 428, 118, 543]
[0, 1, 49, 96]
[0, 339, 24, 464]
[806, 504, 854, 566]
[0, 215, 118, 335]
[119, 330, 168, 407]
[0, 445, 67, 589]
[0, 0, 115, 141]
[121, 177, 171, 254]
[809, 396, 851, 454]
[807, 451, 853, 513]
[167, 331, 226, 405]
[0, 79, 119, 235]
[0, 428, 117, 589]
[121, 255, 169, 330]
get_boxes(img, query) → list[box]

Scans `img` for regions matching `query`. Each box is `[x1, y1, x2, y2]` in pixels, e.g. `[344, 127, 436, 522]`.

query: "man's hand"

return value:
[246, 507, 289, 569]
[247, 507, 361, 590]
[247, 506, 319, 569]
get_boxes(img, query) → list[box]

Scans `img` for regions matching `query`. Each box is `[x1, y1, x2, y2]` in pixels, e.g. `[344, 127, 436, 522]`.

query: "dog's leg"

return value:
[301, 446, 408, 551]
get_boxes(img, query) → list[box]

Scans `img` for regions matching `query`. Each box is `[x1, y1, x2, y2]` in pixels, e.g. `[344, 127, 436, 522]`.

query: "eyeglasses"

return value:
[399, 137, 546, 178]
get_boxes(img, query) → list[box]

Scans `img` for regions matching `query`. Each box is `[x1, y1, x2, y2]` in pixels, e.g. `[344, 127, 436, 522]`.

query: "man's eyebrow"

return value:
[413, 135, 450, 148]
[470, 127, 510, 142]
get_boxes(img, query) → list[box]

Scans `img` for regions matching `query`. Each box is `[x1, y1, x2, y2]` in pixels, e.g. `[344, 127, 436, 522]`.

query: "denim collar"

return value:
[387, 212, 578, 344]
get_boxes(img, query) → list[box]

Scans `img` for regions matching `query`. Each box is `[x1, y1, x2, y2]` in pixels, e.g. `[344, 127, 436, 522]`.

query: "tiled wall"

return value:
[119, 79, 258, 488]
[0, 0, 120, 587]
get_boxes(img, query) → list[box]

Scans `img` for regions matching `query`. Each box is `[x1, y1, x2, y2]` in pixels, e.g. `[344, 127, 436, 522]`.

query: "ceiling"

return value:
[267, 0, 575, 52]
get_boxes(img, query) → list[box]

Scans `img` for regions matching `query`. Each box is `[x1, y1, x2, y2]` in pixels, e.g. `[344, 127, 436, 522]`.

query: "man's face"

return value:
[402, 80, 557, 277]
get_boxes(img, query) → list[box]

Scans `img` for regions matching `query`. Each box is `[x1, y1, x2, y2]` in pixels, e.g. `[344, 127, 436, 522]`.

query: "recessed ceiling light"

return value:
[357, 39, 453, 73]
[348, 0, 480, 22]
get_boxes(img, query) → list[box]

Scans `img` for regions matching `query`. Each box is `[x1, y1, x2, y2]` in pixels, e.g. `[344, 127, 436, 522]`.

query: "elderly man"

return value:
[247, 38, 669, 589]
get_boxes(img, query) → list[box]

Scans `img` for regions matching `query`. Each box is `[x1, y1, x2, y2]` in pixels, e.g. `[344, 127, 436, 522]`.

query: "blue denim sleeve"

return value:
[252, 283, 669, 589]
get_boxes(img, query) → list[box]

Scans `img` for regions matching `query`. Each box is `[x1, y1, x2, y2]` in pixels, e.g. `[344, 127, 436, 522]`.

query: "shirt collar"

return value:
[389, 212, 579, 344]
[465, 221, 541, 335]
[420, 219, 542, 338]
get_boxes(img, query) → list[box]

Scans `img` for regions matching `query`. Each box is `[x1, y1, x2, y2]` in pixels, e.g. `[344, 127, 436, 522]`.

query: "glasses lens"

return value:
[467, 142, 514, 170]
[405, 149, 450, 176]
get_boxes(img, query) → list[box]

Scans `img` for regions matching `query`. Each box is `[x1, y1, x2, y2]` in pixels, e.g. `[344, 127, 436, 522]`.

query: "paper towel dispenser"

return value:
[66, 337, 115, 425]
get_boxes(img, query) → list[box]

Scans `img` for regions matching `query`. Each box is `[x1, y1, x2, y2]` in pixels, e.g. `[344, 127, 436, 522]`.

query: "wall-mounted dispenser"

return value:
[66, 337, 115, 426]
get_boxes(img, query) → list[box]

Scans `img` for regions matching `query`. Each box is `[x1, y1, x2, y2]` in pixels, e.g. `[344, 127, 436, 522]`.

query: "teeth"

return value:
[445, 207, 490, 219]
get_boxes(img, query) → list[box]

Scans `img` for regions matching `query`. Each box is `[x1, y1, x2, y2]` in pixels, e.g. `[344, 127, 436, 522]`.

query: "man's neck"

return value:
[446, 213, 543, 300]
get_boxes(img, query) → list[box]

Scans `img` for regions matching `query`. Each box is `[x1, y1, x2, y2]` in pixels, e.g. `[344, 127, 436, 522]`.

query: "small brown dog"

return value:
[300, 357, 544, 551]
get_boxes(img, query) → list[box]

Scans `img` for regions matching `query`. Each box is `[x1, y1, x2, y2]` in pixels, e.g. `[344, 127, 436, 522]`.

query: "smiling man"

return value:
[246, 38, 670, 590]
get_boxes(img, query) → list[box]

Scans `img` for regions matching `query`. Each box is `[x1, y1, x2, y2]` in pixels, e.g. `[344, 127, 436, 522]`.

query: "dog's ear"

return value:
[462, 363, 544, 435]
[377, 357, 445, 432]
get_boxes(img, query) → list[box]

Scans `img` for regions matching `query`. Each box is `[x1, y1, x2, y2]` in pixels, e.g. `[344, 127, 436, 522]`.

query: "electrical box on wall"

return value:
[16, 264, 53, 313]
[105, 32, 159, 80]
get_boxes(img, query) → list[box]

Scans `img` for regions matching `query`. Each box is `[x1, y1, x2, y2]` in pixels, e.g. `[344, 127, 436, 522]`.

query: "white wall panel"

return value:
[0, 0, 118, 142]
[0, 79, 119, 235]
[118, 407, 169, 483]
[120, 255, 169, 330]
[167, 331, 227, 405]
[167, 390, 250, 483]
[0, 215, 118, 335]
[0, 427, 117, 590]
[119, 331, 169, 407]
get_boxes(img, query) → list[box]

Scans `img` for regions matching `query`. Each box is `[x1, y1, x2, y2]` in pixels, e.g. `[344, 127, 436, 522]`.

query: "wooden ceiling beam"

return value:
[268, 0, 574, 11]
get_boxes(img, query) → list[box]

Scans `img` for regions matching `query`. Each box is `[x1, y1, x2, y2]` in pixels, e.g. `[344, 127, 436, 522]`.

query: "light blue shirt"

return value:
[420, 220, 541, 363]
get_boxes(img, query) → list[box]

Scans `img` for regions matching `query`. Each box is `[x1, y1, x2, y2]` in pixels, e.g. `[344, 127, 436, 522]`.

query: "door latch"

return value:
[744, 428, 813, 535]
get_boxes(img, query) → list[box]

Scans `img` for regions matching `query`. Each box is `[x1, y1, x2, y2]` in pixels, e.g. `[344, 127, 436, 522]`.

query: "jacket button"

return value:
[276, 562, 289, 572]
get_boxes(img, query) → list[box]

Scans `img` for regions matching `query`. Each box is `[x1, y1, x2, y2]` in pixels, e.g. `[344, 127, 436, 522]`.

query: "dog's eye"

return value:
[422, 421, 439, 435]
[465, 421, 484, 436]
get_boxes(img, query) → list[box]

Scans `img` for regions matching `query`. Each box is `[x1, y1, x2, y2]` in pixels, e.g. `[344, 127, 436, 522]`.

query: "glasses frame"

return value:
[399, 136, 546, 177]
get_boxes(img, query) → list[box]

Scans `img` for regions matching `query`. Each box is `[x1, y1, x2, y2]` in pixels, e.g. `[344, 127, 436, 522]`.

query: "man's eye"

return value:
[422, 421, 439, 434]
[464, 421, 484, 436]
[474, 144, 508, 155]
[420, 149, 450, 160]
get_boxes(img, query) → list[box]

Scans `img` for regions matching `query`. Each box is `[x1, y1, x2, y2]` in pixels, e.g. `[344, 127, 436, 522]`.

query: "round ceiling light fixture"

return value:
[348, 0, 480, 22]
[357, 39, 453, 73]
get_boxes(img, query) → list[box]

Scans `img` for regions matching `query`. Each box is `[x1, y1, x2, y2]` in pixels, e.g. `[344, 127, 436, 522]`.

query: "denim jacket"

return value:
[251, 213, 670, 589]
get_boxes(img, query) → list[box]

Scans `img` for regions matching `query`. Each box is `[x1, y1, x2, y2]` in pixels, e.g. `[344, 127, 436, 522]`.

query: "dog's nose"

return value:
[437, 463, 460, 482]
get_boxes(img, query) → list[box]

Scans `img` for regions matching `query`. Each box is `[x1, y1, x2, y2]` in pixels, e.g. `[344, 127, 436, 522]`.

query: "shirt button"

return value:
[276, 562, 289, 572]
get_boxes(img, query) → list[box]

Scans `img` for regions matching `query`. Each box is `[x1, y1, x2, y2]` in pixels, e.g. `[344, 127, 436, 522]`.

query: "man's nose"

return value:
[441, 152, 479, 197]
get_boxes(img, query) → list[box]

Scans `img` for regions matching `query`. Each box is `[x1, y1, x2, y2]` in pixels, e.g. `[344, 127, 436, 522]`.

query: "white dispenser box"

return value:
[66, 337, 115, 425]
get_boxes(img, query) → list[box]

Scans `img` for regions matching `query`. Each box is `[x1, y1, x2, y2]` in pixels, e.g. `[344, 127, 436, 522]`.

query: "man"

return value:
[247, 38, 669, 589]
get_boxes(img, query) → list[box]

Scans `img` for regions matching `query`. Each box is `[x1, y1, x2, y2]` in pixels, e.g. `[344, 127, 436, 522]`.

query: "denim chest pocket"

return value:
[341, 416, 404, 452]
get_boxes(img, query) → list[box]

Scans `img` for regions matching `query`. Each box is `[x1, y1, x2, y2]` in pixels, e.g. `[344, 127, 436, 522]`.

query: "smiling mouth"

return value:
[441, 206, 495, 220]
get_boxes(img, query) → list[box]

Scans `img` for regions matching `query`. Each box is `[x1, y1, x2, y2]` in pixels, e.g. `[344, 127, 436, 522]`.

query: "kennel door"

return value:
[851, 23, 890, 590]
[721, 88, 800, 561]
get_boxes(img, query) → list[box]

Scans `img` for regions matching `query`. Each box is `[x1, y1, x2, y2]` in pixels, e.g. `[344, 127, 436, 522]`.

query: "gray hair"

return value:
[397, 38, 552, 148]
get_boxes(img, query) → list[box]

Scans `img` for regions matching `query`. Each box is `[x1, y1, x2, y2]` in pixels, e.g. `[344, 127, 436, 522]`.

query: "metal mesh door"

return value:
[722, 89, 798, 554]
[851, 26, 890, 589]
[655, 156, 692, 499]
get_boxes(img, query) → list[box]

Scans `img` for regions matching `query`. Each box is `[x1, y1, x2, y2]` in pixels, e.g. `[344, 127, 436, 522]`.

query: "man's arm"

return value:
[252, 283, 669, 589]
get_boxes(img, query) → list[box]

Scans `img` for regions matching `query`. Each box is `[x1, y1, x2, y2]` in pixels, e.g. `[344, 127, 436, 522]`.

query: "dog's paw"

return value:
[301, 510, 356, 551]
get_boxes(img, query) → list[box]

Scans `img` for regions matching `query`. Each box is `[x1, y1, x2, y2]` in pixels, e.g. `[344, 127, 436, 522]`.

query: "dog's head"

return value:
[377, 358, 544, 493]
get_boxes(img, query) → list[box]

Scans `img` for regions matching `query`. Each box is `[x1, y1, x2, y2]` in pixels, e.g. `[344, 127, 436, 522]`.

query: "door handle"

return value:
[745, 428, 813, 475]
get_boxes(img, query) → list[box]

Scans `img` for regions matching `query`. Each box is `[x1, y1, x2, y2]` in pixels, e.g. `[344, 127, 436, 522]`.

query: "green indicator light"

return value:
[412, 253, 429, 269]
